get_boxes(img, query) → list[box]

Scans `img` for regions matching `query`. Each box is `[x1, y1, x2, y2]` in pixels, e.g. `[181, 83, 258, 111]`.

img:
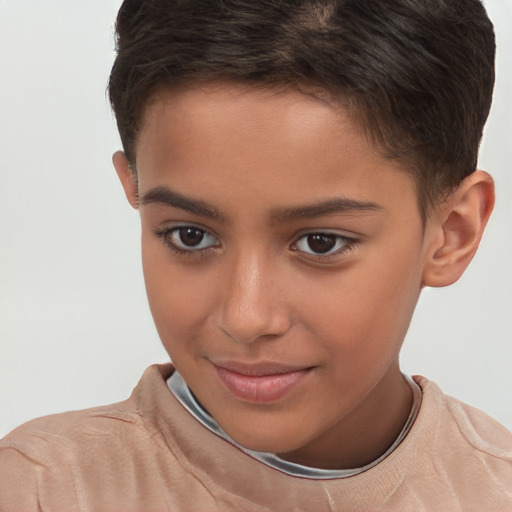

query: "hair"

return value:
[108, 0, 495, 217]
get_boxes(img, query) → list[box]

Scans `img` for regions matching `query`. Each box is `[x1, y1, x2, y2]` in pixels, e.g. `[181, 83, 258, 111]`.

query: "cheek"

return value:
[141, 239, 217, 352]
[298, 252, 421, 368]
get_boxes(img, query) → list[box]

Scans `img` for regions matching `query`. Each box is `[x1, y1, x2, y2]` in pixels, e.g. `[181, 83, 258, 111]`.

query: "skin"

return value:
[114, 83, 494, 470]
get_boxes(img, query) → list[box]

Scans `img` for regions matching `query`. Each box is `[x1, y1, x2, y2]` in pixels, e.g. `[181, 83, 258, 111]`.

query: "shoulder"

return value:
[0, 400, 143, 510]
[444, 390, 512, 460]
[0, 398, 142, 455]
[0, 363, 176, 462]
[0, 364, 177, 510]
[409, 376, 512, 508]
[414, 375, 512, 460]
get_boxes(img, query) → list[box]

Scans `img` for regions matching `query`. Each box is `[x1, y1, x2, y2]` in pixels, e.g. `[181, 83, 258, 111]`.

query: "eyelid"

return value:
[154, 222, 220, 255]
[154, 223, 358, 260]
[291, 230, 358, 259]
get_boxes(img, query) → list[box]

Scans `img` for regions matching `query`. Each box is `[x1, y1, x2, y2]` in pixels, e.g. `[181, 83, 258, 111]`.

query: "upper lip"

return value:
[211, 360, 311, 377]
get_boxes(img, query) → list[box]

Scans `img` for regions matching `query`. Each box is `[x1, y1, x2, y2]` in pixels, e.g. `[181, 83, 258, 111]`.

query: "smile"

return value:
[212, 361, 313, 403]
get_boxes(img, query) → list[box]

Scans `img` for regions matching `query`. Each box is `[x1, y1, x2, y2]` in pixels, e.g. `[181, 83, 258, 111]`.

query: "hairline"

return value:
[127, 79, 450, 226]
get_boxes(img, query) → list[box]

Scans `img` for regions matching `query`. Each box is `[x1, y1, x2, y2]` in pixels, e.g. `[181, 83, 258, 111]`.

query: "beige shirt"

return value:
[1, 364, 511, 511]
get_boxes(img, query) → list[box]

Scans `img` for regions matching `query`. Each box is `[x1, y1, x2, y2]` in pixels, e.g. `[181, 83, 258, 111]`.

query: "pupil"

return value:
[179, 228, 204, 246]
[307, 234, 336, 253]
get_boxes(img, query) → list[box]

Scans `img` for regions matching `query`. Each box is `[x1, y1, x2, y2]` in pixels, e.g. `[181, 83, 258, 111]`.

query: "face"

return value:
[119, 84, 434, 469]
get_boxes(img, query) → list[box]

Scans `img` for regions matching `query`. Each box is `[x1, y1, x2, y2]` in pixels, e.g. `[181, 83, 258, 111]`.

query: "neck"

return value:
[277, 364, 414, 470]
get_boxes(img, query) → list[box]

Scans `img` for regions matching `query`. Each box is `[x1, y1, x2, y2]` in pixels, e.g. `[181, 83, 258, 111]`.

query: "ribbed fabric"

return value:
[1, 363, 511, 511]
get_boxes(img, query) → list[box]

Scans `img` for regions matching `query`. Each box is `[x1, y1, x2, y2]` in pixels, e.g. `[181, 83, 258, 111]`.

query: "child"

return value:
[1, 0, 510, 510]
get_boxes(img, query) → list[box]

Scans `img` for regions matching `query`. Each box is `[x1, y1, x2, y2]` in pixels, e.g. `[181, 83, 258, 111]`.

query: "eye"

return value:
[156, 225, 220, 253]
[293, 232, 355, 257]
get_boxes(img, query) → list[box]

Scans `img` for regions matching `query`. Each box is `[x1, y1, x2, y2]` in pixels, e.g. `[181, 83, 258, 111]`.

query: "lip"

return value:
[212, 361, 312, 403]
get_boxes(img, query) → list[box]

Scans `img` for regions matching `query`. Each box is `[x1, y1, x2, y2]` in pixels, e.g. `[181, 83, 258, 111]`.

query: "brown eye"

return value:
[306, 234, 336, 254]
[294, 232, 354, 257]
[156, 225, 219, 253]
[178, 227, 205, 247]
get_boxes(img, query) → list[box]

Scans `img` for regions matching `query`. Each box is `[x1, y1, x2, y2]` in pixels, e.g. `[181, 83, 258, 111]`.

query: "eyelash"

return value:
[291, 232, 357, 260]
[154, 225, 220, 257]
[154, 225, 358, 260]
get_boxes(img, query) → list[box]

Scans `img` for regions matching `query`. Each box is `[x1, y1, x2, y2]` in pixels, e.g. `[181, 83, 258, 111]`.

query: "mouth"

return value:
[211, 360, 313, 403]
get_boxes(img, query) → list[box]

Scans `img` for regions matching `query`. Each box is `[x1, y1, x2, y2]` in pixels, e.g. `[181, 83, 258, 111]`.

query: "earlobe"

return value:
[422, 170, 495, 288]
[113, 150, 139, 209]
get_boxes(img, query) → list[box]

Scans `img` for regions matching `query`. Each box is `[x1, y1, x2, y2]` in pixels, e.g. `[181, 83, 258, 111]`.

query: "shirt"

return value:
[1, 363, 511, 511]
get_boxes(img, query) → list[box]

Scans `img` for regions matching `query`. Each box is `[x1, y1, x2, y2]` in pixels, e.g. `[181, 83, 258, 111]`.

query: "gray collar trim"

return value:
[167, 370, 422, 479]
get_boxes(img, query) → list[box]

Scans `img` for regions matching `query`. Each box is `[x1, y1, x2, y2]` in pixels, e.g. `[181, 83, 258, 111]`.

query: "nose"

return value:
[218, 251, 291, 345]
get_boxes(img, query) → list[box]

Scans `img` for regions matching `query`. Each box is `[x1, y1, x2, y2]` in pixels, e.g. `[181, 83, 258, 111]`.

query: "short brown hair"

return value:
[108, 0, 495, 216]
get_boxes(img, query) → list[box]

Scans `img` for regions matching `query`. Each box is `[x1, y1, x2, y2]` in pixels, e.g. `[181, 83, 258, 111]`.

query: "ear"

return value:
[113, 150, 139, 209]
[422, 170, 495, 288]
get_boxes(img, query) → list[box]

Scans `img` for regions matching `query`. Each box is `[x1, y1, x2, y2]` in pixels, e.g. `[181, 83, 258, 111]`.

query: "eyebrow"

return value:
[270, 197, 382, 222]
[140, 186, 225, 221]
[140, 185, 382, 222]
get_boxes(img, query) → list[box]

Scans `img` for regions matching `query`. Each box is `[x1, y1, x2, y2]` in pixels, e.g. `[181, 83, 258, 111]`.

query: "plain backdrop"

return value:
[0, 0, 510, 438]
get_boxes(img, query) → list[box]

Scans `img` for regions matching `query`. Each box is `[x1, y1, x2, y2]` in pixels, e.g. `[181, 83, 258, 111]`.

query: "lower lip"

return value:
[214, 366, 311, 403]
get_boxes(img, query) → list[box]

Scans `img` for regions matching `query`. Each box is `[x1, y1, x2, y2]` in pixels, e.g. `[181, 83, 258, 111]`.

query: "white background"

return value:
[0, 0, 510, 437]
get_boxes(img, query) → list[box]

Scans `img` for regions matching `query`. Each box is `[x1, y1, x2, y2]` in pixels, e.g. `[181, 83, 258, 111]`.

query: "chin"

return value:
[223, 421, 306, 455]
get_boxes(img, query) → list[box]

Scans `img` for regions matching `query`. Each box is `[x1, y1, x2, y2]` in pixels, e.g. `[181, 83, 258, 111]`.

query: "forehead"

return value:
[135, 83, 419, 220]
[138, 83, 352, 160]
